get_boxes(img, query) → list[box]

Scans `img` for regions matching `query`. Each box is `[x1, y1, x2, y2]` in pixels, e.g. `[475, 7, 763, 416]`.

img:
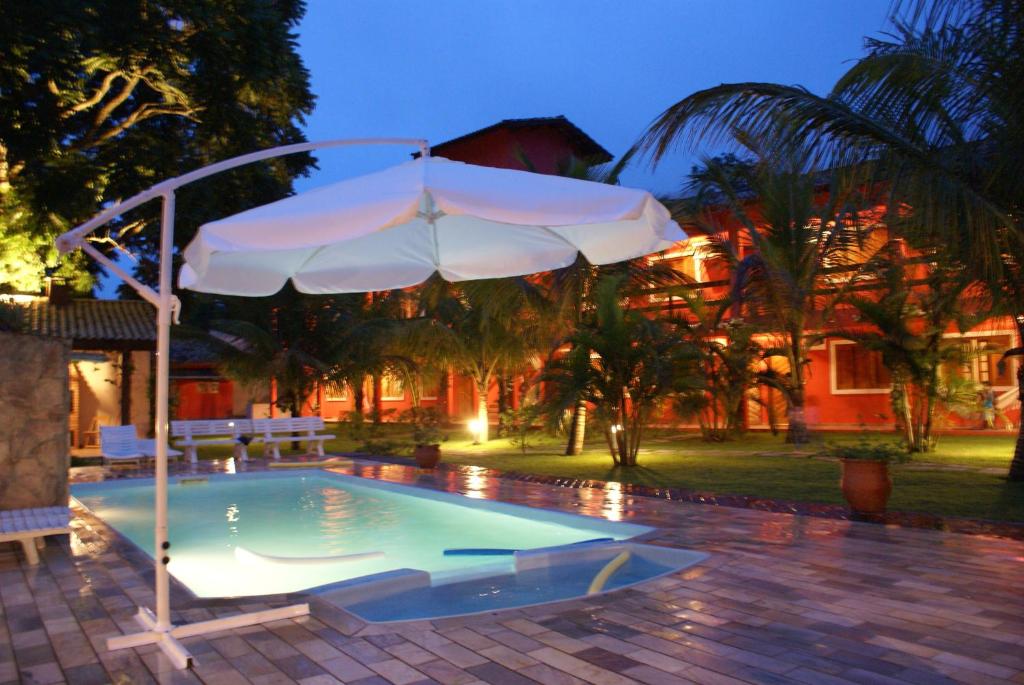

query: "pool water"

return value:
[71, 471, 651, 597]
[346, 554, 675, 622]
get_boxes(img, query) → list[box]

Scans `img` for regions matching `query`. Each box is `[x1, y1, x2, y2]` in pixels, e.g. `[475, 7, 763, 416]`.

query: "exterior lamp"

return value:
[468, 418, 483, 445]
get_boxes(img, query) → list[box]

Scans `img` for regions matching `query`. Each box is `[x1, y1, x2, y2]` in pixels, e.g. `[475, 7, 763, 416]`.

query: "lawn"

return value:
[323, 424, 1024, 523]
[85, 423, 1023, 523]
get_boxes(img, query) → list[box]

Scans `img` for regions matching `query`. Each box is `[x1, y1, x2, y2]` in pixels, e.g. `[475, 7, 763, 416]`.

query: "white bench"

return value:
[100, 425, 183, 466]
[171, 419, 255, 464]
[0, 506, 71, 565]
[254, 417, 335, 460]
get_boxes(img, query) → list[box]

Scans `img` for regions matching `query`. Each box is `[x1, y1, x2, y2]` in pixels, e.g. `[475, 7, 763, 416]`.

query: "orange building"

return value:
[302, 116, 1019, 433]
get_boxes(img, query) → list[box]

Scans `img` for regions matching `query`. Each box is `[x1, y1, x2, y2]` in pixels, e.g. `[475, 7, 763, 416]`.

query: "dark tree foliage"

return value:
[0, 0, 316, 295]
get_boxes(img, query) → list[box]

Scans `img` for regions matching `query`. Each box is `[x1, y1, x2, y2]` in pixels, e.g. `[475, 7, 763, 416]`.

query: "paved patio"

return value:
[2, 458, 1023, 685]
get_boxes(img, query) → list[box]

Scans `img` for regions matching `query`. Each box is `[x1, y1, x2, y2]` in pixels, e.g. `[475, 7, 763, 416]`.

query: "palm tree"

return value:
[519, 151, 687, 455]
[545, 253, 686, 454]
[542, 275, 691, 465]
[835, 244, 984, 451]
[686, 151, 871, 443]
[669, 289, 761, 441]
[630, 0, 1024, 476]
[406, 276, 549, 442]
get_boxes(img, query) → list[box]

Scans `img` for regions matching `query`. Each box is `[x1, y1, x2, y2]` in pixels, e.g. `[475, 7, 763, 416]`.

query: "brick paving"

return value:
[0, 458, 1022, 684]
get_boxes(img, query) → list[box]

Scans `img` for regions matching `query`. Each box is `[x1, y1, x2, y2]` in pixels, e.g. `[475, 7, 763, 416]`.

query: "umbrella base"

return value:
[107, 603, 310, 669]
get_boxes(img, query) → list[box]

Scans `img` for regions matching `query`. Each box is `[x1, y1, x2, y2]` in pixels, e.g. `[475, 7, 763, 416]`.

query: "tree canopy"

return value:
[0, 0, 316, 294]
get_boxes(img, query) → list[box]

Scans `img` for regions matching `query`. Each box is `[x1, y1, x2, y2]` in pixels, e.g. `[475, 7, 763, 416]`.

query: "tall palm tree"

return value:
[687, 150, 871, 442]
[630, 0, 1024, 475]
[518, 152, 687, 454]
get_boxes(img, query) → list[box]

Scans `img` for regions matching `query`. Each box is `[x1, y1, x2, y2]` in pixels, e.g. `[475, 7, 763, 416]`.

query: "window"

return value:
[649, 254, 698, 304]
[945, 334, 1016, 388]
[420, 372, 443, 401]
[197, 381, 220, 394]
[325, 384, 349, 402]
[831, 341, 890, 393]
[380, 373, 405, 401]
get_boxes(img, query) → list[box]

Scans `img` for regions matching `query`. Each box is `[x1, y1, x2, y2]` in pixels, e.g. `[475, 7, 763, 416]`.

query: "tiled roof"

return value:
[19, 299, 156, 347]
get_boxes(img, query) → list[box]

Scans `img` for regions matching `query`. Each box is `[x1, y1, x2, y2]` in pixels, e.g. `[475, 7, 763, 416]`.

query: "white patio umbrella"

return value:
[179, 155, 683, 295]
[56, 138, 685, 670]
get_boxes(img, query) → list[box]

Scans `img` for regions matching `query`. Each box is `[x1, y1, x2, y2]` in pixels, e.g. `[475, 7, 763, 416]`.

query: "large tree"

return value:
[0, 0, 315, 294]
[631, 0, 1024, 478]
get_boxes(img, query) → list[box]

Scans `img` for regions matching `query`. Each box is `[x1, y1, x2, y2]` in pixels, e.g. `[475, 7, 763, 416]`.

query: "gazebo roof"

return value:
[19, 298, 155, 350]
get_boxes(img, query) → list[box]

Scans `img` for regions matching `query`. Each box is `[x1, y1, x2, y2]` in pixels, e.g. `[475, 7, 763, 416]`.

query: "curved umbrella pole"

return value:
[56, 137, 429, 670]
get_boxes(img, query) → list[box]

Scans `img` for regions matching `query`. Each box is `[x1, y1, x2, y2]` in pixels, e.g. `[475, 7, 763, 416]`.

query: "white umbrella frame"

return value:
[55, 138, 430, 670]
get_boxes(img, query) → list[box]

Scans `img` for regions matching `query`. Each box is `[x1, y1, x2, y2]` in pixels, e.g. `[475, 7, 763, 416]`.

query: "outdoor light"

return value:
[610, 424, 623, 433]
[468, 418, 483, 445]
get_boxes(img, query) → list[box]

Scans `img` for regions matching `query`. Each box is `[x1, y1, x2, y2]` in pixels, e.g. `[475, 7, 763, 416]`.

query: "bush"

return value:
[824, 437, 909, 463]
[499, 404, 541, 453]
[400, 406, 445, 446]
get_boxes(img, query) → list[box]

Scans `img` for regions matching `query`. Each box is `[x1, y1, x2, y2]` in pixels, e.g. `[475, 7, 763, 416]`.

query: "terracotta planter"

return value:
[413, 444, 441, 469]
[840, 459, 892, 514]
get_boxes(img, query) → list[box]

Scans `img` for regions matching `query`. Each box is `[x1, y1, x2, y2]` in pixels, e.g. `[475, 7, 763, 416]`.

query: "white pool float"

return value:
[234, 546, 384, 566]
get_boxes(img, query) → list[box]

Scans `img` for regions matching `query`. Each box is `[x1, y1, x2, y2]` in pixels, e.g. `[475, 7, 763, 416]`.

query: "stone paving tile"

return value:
[0, 457, 1019, 684]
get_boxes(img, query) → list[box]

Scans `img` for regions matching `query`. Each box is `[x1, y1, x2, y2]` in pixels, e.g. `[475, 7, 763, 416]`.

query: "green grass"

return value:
[324, 424, 1023, 523]
[77, 424, 1022, 523]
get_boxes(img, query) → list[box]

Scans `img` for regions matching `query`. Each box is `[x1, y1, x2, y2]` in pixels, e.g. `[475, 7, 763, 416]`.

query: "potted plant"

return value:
[826, 439, 907, 515]
[407, 407, 445, 468]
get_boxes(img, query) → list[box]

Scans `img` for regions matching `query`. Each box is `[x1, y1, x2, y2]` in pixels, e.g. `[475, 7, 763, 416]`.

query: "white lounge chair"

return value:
[0, 506, 70, 565]
[100, 425, 183, 466]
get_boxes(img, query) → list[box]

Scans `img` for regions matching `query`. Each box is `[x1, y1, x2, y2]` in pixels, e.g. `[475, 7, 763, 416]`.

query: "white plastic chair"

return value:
[100, 425, 182, 466]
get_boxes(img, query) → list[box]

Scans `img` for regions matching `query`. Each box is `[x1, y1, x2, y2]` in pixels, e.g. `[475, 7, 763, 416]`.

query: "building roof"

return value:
[18, 298, 156, 349]
[427, 116, 613, 164]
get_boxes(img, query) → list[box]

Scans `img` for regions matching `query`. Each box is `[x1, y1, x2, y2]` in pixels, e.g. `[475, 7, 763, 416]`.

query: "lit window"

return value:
[831, 342, 890, 393]
[945, 334, 1015, 387]
[380, 373, 405, 401]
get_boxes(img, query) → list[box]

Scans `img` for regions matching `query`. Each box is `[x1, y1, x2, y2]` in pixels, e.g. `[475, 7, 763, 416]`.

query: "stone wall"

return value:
[0, 331, 70, 510]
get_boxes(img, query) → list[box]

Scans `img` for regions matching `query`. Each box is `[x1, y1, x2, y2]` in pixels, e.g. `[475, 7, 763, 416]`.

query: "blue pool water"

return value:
[71, 471, 651, 597]
[346, 554, 675, 622]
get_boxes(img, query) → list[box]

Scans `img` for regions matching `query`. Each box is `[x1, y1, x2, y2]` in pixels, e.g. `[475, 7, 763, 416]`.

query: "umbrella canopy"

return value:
[180, 156, 685, 295]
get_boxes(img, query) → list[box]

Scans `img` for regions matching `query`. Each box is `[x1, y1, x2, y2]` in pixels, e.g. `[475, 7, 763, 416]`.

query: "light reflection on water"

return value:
[602, 482, 624, 522]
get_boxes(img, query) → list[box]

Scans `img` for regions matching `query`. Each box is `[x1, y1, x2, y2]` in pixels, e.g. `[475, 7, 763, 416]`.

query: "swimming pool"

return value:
[71, 471, 654, 598]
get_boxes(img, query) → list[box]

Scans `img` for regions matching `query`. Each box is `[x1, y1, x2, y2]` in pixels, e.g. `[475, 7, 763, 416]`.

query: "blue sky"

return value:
[100, 1, 893, 296]
[296, 0, 892, 195]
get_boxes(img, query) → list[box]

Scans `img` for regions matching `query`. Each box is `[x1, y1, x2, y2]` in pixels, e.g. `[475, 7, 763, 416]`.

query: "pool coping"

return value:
[350, 454, 1024, 541]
